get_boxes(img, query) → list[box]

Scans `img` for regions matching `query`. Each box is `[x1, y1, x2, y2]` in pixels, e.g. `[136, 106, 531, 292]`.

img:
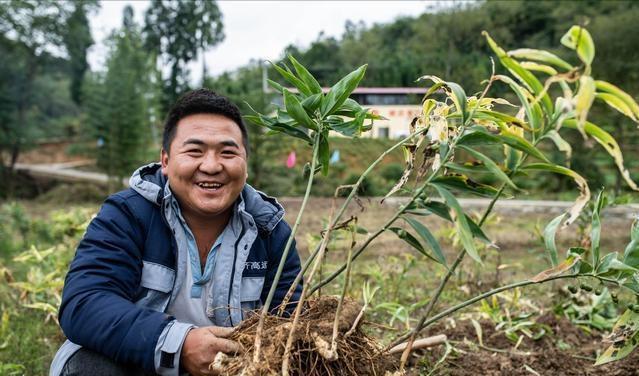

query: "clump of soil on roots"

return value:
[213, 296, 398, 375]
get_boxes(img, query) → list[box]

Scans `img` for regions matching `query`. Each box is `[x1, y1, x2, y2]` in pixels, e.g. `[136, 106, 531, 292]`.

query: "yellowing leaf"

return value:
[561, 25, 595, 67]
[522, 163, 590, 226]
[574, 75, 596, 137]
[595, 80, 639, 123]
[519, 61, 558, 76]
[507, 48, 573, 70]
[564, 119, 639, 191]
[596, 93, 637, 122]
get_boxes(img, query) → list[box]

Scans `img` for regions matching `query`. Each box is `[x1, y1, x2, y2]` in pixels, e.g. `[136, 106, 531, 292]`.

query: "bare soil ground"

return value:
[417, 314, 639, 375]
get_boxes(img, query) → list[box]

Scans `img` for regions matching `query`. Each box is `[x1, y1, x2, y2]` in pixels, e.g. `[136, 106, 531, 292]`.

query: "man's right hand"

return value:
[180, 326, 241, 376]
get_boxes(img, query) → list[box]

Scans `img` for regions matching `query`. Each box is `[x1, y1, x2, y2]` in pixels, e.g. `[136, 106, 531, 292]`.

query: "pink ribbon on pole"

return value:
[286, 151, 296, 168]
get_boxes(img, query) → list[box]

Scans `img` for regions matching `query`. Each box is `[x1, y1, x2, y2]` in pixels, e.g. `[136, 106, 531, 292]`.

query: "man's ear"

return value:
[160, 148, 169, 176]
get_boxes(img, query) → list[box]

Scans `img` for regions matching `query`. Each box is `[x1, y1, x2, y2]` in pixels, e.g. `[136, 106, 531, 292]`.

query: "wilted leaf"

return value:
[596, 309, 639, 365]
[529, 256, 578, 282]
[382, 144, 416, 202]
[521, 163, 590, 226]
[560, 26, 595, 66]
[543, 213, 567, 267]
[563, 119, 639, 191]
[418, 75, 468, 125]
[596, 93, 638, 123]
[430, 183, 481, 264]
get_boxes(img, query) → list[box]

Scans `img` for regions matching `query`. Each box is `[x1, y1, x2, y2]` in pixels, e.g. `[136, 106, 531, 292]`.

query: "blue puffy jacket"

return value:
[50, 163, 303, 375]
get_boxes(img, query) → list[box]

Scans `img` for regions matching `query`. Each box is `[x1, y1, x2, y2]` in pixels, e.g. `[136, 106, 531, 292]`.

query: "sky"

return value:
[89, 1, 444, 82]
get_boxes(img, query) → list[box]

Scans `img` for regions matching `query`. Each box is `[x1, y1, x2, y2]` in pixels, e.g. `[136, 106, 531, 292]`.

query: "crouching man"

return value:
[50, 89, 303, 376]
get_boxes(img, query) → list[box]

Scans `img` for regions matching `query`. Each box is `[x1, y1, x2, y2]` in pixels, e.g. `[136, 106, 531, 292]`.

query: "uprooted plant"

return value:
[216, 25, 639, 375]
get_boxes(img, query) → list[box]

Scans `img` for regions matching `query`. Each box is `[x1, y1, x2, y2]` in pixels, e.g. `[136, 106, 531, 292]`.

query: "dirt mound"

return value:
[418, 314, 639, 375]
[214, 296, 398, 375]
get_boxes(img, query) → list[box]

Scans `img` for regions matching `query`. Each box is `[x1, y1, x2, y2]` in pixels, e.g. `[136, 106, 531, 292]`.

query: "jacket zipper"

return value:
[226, 219, 244, 326]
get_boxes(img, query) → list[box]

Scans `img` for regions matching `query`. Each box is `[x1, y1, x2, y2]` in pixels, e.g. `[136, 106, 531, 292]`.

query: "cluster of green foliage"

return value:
[246, 22, 639, 370]
[0, 203, 93, 374]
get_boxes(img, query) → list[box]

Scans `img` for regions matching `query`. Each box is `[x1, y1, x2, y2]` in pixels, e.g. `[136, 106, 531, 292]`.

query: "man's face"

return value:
[161, 113, 248, 220]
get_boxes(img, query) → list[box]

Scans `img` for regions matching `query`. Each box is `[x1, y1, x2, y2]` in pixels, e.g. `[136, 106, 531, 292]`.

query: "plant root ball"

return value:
[211, 296, 398, 375]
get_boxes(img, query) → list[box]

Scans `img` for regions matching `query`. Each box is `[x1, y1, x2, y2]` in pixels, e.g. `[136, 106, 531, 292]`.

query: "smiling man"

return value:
[50, 89, 303, 376]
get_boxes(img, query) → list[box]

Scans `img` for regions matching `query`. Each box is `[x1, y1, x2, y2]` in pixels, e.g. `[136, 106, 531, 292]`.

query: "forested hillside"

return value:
[208, 0, 639, 196]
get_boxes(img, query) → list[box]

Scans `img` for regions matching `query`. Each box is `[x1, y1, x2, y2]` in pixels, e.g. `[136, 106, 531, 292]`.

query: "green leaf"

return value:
[560, 25, 595, 66]
[597, 252, 638, 276]
[283, 90, 317, 130]
[595, 80, 639, 121]
[563, 119, 639, 191]
[596, 309, 639, 365]
[267, 79, 285, 94]
[270, 61, 311, 96]
[301, 93, 323, 113]
[459, 126, 550, 163]
[268, 121, 313, 143]
[403, 216, 448, 268]
[320, 64, 367, 117]
[317, 131, 330, 175]
[430, 183, 481, 264]
[591, 190, 606, 267]
[430, 175, 500, 198]
[542, 130, 572, 162]
[445, 162, 491, 175]
[458, 145, 518, 190]
[507, 48, 573, 70]
[388, 227, 437, 263]
[623, 220, 639, 269]
[521, 163, 590, 225]
[288, 55, 322, 94]
[493, 74, 543, 133]
[543, 213, 567, 267]
[418, 201, 492, 245]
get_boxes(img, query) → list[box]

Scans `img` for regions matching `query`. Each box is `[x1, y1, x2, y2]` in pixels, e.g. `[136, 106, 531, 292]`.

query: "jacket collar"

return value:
[129, 163, 285, 233]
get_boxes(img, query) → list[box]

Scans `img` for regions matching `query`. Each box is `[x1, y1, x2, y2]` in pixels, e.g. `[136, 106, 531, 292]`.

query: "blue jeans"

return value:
[61, 348, 147, 376]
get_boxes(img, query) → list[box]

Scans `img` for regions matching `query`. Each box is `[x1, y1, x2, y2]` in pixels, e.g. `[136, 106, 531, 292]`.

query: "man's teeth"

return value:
[197, 182, 222, 189]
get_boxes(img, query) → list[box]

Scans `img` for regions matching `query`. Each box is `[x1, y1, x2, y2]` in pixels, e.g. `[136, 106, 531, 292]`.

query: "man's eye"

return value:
[186, 149, 202, 154]
[222, 150, 237, 155]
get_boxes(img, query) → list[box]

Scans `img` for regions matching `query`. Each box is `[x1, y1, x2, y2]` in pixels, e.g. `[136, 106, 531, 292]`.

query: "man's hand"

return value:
[181, 326, 241, 376]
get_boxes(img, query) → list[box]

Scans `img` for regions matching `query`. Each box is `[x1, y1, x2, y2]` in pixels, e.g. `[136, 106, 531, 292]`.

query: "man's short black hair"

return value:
[162, 89, 248, 155]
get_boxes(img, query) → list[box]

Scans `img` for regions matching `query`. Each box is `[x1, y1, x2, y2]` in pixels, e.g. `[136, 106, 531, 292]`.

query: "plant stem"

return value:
[392, 273, 582, 346]
[278, 129, 428, 308]
[389, 183, 506, 353]
[252, 131, 320, 364]
[331, 222, 357, 352]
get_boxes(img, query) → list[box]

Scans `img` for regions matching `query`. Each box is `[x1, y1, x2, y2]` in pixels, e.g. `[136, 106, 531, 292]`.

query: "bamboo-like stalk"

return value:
[252, 131, 321, 364]
[277, 129, 429, 312]
[329, 220, 357, 355]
